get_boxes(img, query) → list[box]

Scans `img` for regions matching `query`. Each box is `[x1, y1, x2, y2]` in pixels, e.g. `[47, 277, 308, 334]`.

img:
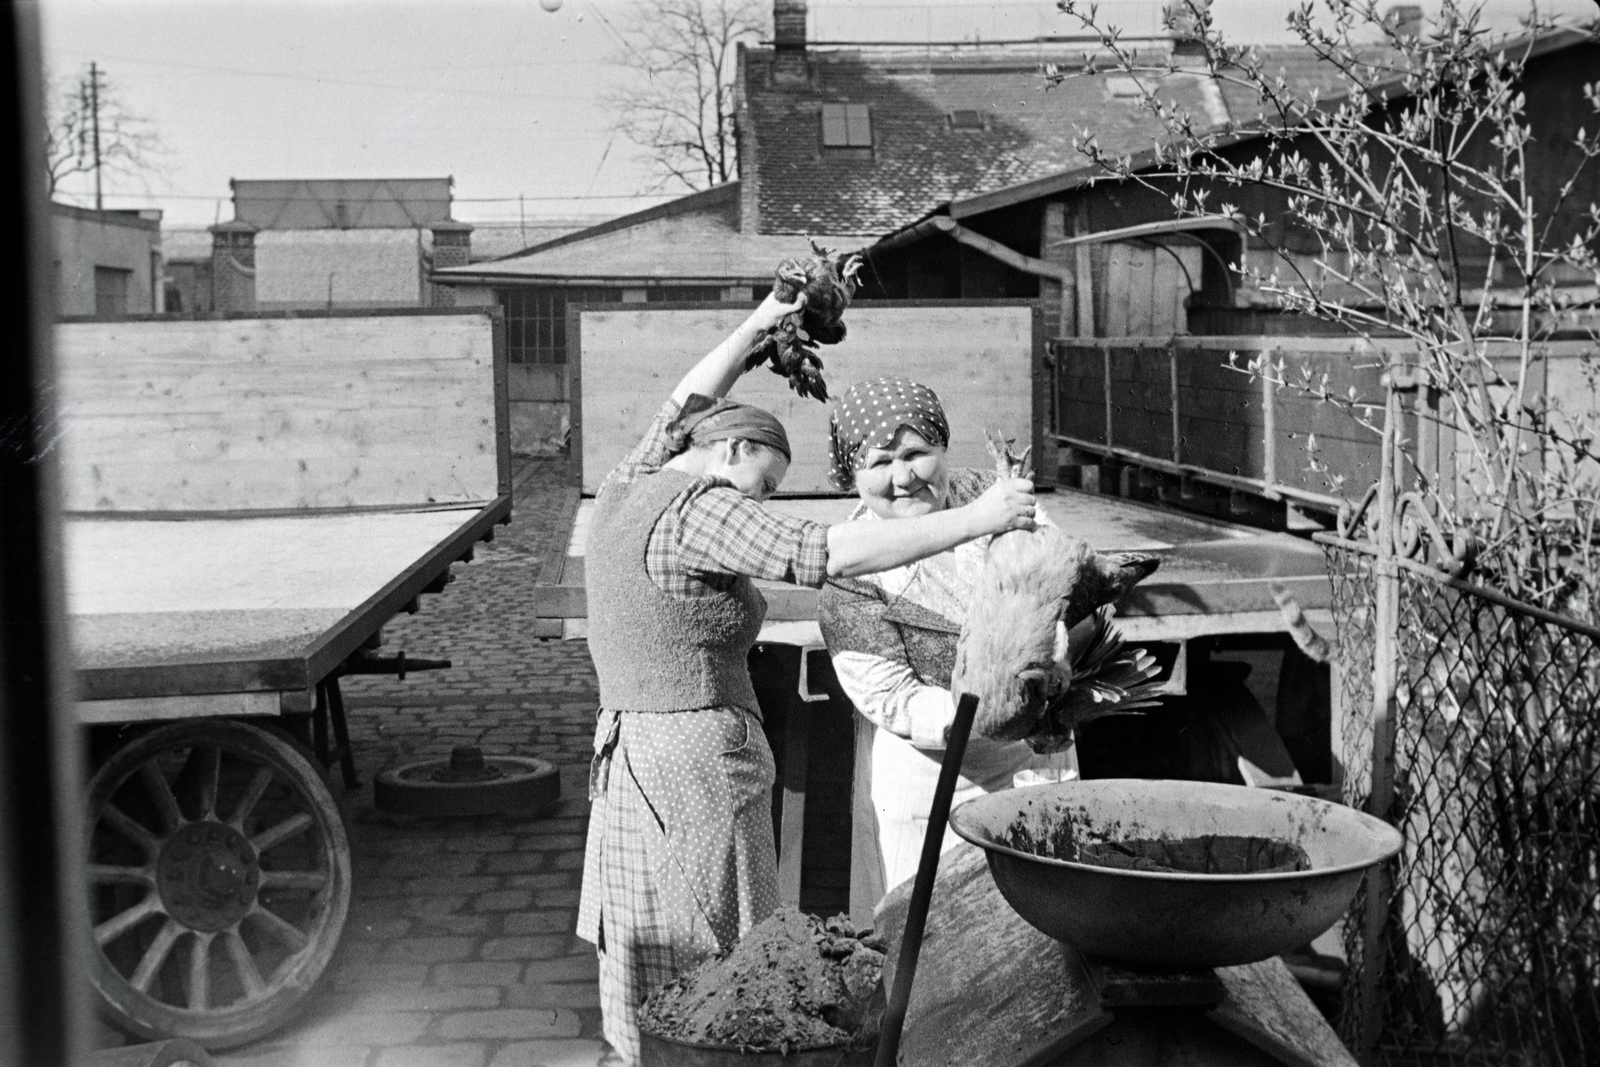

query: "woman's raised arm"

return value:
[670, 291, 803, 406]
[825, 475, 1036, 577]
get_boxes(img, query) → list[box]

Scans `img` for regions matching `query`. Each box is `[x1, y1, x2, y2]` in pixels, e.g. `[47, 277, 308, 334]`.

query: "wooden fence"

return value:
[1051, 335, 1599, 516]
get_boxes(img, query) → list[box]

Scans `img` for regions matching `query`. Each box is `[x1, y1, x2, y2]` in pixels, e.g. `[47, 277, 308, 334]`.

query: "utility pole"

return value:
[88, 61, 102, 210]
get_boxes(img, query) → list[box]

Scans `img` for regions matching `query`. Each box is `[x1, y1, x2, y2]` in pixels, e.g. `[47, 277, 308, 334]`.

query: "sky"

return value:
[36, 0, 1597, 229]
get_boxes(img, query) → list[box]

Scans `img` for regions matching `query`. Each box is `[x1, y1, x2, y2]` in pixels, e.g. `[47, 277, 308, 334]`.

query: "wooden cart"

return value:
[58, 310, 510, 1049]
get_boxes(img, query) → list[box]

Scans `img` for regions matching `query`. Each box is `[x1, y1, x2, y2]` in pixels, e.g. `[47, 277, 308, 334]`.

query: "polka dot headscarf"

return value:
[828, 377, 950, 491]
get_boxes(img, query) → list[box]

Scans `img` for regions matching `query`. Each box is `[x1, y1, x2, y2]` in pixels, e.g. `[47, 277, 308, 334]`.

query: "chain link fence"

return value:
[1325, 542, 1600, 1066]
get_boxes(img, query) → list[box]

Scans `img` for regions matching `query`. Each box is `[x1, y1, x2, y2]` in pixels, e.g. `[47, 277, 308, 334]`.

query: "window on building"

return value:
[949, 109, 986, 131]
[94, 266, 132, 316]
[499, 287, 623, 365]
[821, 103, 872, 147]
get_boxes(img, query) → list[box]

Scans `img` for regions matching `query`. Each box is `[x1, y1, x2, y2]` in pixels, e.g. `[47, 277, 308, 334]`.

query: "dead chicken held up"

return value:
[950, 434, 1164, 749]
[744, 241, 864, 402]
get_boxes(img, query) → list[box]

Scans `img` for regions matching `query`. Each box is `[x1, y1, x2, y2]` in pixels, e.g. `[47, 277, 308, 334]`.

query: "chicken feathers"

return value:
[745, 241, 864, 402]
[951, 433, 1163, 749]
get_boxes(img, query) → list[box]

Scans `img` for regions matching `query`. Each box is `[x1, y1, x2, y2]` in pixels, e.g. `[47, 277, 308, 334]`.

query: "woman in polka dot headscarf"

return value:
[819, 377, 1077, 900]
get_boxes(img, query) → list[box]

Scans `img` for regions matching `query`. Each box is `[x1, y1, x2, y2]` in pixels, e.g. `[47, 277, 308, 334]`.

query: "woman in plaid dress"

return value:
[576, 291, 1037, 1063]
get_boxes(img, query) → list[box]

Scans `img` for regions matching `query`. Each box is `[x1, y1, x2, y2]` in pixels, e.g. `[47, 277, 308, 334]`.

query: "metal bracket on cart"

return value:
[311, 649, 453, 789]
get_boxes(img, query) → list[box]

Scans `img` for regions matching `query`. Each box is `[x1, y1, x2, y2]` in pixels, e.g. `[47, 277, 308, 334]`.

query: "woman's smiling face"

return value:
[855, 427, 951, 519]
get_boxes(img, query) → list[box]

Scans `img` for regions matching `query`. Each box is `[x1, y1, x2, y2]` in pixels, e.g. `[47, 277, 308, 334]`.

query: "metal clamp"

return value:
[797, 644, 829, 703]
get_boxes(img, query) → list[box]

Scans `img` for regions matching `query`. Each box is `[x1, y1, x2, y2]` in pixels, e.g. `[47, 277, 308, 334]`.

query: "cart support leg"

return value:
[313, 678, 360, 789]
[327, 677, 358, 789]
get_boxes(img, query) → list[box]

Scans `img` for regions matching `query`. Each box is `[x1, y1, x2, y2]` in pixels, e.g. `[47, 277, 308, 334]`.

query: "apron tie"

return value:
[589, 707, 622, 801]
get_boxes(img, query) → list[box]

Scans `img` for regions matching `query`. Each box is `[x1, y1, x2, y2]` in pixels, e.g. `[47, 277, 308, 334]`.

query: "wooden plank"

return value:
[1210, 957, 1360, 1067]
[76, 651, 312, 701]
[777, 687, 810, 907]
[491, 309, 513, 497]
[56, 314, 501, 512]
[577, 304, 1035, 494]
[874, 842, 1113, 1067]
[1125, 243, 1157, 336]
[537, 487, 582, 588]
[1074, 203, 1095, 338]
[76, 692, 279, 724]
[1115, 607, 1335, 644]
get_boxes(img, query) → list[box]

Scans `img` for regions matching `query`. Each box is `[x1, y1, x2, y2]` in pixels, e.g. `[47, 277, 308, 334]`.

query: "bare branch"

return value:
[604, 0, 764, 193]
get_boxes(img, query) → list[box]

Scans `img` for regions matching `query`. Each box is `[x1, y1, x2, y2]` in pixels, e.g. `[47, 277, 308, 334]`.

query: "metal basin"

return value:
[948, 779, 1402, 968]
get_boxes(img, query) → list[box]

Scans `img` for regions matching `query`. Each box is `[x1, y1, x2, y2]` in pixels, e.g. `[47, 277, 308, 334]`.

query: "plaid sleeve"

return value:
[673, 484, 831, 588]
[600, 398, 682, 493]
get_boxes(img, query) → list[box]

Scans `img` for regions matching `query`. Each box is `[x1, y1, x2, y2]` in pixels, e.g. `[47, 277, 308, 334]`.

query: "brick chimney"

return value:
[430, 221, 474, 270]
[429, 221, 474, 307]
[773, 0, 808, 85]
[1165, 0, 1211, 56]
[208, 219, 257, 314]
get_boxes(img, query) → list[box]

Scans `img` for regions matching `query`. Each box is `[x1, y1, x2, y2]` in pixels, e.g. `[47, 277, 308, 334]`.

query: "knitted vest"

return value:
[586, 468, 766, 714]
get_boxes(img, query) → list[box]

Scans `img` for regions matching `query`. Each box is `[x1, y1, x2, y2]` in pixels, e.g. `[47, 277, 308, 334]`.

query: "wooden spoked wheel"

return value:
[85, 720, 351, 1049]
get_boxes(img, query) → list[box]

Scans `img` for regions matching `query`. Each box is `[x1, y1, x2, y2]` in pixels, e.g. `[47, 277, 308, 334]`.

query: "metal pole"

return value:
[89, 60, 101, 211]
[875, 694, 979, 1067]
[1169, 339, 1180, 465]
[1102, 344, 1113, 450]
[1261, 346, 1278, 497]
[1, 5, 90, 1060]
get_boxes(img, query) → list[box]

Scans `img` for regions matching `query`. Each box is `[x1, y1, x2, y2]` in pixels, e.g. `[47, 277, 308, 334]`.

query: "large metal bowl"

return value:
[948, 778, 1402, 968]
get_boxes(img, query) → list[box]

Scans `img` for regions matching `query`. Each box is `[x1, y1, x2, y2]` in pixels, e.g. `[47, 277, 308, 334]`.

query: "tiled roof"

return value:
[1209, 43, 1396, 127]
[739, 42, 1232, 236]
[436, 182, 859, 285]
[469, 219, 609, 261]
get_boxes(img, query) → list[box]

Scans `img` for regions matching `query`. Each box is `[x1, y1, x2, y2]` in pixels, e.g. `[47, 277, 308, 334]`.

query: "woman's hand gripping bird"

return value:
[951, 433, 1164, 750]
[744, 241, 864, 402]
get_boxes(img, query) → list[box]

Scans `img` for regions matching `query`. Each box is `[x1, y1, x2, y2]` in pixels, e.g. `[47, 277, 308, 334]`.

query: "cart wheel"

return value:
[84, 720, 351, 1050]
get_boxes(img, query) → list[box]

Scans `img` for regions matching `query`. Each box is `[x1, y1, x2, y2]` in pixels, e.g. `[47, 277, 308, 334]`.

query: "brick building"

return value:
[165, 178, 491, 314]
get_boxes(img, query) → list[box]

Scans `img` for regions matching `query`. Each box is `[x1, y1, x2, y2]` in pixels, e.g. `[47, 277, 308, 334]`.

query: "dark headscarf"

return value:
[666, 393, 792, 461]
[828, 377, 950, 490]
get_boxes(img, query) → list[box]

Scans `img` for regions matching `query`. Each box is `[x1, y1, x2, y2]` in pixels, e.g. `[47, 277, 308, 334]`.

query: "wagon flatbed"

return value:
[69, 502, 508, 713]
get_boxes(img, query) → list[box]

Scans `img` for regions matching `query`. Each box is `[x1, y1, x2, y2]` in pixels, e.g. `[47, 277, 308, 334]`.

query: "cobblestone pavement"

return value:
[211, 456, 610, 1067]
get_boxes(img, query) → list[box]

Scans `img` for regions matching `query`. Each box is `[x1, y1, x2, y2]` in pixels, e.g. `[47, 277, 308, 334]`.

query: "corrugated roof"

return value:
[740, 42, 1231, 236]
[232, 178, 454, 230]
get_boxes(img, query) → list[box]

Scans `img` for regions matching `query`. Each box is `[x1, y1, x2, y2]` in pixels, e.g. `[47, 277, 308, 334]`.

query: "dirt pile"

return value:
[1004, 817, 1311, 875]
[638, 907, 885, 1053]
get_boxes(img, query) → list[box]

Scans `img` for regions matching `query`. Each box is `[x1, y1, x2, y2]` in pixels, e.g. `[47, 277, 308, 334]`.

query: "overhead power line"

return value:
[46, 52, 607, 101]
[53, 191, 678, 203]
